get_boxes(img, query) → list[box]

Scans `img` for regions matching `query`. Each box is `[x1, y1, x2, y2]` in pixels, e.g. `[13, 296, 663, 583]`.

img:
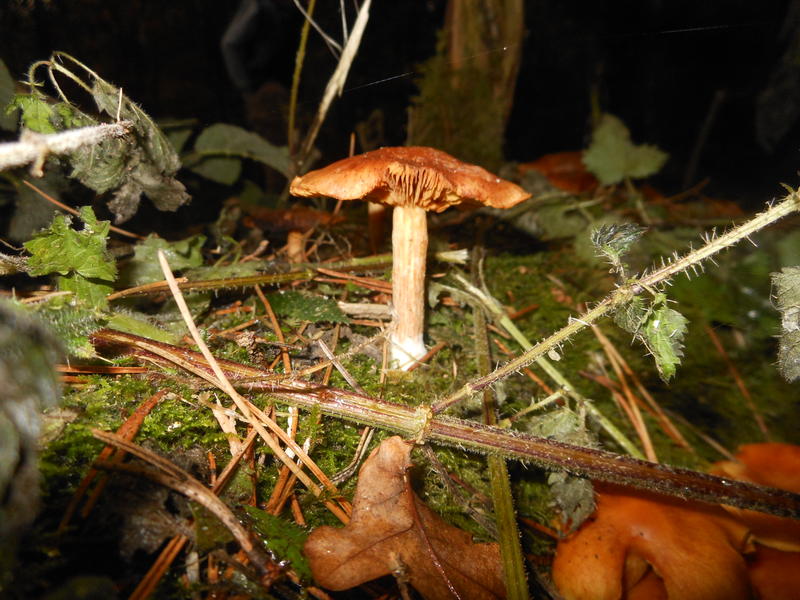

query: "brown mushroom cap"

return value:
[290, 146, 531, 212]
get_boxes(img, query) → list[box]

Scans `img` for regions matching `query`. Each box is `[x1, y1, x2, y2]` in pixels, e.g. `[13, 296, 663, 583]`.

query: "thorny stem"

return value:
[451, 272, 644, 458]
[92, 328, 800, 519]
[433, 190, 800, 414]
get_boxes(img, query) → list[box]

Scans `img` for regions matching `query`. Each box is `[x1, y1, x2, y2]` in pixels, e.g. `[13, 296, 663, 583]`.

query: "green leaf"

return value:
[615, 293, 688, 382]
[31, 296, 106, 358]
[165, 126, 193, 155]
[195, 123, 290, 176]
[613, 295, 649, 333]
[87, 76, 192, 221]
[188, 156, 242, 185]
[582, 113, 668, 185]
[591, 223, 647, 272]
[244, 505, 311, 582]
[8, 93, 56, 133]
[119, 234, 206, 287]
[0, 59, 18, 131]
[89, 77, 181, 174]
[641, 303, 688, 381]
[772, 267, 800, 382]
[58, 274, 113, 308]
[25, 207, 116, 281]
[106, 311, 181, 344]
[24, 207, 116, 306]
[69, 135, 128, 194]
[266, 290, 348, 323]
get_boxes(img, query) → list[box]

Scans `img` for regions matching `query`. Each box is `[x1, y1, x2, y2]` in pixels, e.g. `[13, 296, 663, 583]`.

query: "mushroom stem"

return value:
[390, 204, 428, 370]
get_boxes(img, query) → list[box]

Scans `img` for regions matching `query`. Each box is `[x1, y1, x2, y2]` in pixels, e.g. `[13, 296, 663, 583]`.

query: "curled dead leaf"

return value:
[304, 436, 505, 599]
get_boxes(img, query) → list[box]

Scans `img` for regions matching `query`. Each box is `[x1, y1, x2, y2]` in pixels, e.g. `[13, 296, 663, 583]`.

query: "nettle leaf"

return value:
[120, 234, 206, 287]
[194, 123, 290, 176]
[32, 296, 106, 358]
[90, 77, 181, 174]
[8, 93, 56, 133]
[591, 223, 647, 273]
[772, 267, 800, 382]
[613, 295, 649, 333]
[244, 506, 311, 582]
[25, 207, 116, 281]
[582, 113, 668, 185]
[642, 304, 688, 381]
[24, 207, 116, 306]
[58, 273, 113, 307]
[87, 77, 189, 222]
[266, 290, 348, 323]
[615, 293, 688, 382]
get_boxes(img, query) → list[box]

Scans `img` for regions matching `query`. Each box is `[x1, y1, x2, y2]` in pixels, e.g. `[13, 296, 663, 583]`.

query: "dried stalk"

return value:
[0, 122, 131, 174]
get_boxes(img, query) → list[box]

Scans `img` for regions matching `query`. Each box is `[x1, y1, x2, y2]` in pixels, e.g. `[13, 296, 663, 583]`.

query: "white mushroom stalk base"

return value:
[390, 205, 428, 370]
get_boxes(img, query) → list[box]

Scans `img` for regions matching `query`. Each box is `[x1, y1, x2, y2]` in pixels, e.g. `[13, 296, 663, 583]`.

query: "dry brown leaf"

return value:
[304, 436, 505, 599]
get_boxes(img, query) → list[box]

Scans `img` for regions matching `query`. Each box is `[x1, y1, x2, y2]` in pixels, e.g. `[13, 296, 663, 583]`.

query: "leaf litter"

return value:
[304, 436, 505, 600]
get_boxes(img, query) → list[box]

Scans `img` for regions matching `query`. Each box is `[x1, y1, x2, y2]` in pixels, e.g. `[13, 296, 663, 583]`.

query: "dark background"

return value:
[1, 0, 798, 209]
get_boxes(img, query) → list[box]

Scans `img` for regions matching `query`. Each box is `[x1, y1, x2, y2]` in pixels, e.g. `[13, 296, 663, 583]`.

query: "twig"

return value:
[591, 324, 693, 452]
[129, 429, 258, 600]
[288, 0, 316, 157]
[91, 430, 277, 581]
[444, 272, 644, 459]
[156, 250, 351, 522]
[21, 179, 144, 239]
[57, 390, 165, 532]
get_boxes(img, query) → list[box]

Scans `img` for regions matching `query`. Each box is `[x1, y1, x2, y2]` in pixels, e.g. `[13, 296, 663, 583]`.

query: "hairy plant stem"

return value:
[92, 328, 800, 518]
[451, 272, 644, 459]
[433, 190, 800, 413]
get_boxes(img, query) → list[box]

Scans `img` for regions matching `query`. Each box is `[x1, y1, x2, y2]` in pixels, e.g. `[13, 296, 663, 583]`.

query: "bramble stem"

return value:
[433, 190, 800, 414]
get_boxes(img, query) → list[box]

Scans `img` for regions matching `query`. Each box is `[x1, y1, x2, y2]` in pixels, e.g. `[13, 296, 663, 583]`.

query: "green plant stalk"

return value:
[474, 297, 528, 600]
[434, 189, 800, 414]
[91, 329, 800, 518]
[287, 0, 316, 160]
[452, 273, 644, 459]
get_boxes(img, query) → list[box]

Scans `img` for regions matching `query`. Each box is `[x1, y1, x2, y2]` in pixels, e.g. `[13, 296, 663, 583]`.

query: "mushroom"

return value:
[709, 443, 800, 599]
[290, 146, 530, 369]
[551, 483, 752, 600]
[710, 443, 800, 552]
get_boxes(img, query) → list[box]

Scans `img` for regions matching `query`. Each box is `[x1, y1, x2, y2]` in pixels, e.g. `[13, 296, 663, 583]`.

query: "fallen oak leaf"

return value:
[304, 436, 505, 599]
